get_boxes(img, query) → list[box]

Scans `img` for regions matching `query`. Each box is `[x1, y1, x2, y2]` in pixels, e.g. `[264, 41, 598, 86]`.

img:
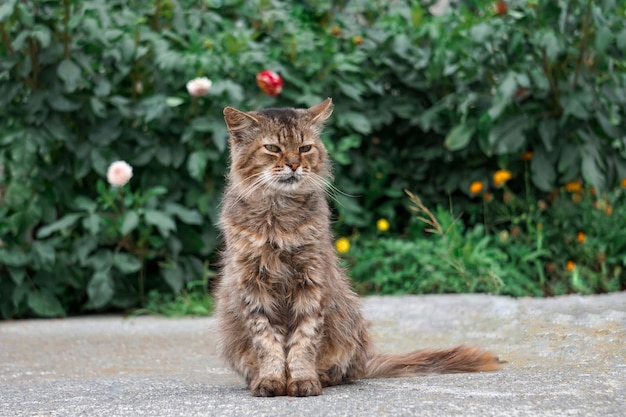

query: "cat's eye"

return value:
[264, 144, 281, 153]
[299, 145, 312, 153]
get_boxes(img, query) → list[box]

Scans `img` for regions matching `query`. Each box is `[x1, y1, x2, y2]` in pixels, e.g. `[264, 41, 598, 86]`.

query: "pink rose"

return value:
[106, 161, 133, 187]
[186, 77, 212, 97]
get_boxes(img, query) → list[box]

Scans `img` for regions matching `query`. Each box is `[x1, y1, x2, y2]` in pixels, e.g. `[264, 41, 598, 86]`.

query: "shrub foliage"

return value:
[1, 0, 625, 317]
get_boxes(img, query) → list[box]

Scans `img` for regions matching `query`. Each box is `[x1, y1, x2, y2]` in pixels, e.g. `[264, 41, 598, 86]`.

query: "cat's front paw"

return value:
[287, 378, 322, 397]
[250, 377, 287, 397]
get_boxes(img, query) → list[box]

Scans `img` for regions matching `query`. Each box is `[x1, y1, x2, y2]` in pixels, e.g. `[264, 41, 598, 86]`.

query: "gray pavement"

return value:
[1, 293, 625, 417]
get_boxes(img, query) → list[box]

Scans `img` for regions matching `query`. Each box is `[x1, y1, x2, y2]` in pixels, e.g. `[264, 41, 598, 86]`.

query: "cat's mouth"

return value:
[279, 175, 299, 184]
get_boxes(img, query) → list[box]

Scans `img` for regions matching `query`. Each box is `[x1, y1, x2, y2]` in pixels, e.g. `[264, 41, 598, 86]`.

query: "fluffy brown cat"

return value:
[215, 98, 499, 397]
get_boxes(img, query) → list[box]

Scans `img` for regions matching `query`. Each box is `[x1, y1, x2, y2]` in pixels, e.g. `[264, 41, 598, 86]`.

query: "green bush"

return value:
[344, 187, 626, 297]
[1, 0, 625, 317]
[347, 191, 543, 297]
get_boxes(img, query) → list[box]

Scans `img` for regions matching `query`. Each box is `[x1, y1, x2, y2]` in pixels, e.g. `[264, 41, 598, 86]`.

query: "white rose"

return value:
[106, 160, 133, 187]
[186, 77, 212, 97]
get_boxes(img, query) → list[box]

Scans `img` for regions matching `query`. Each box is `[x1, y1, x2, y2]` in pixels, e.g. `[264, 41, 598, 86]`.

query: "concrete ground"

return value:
[1, 293, 625, 417]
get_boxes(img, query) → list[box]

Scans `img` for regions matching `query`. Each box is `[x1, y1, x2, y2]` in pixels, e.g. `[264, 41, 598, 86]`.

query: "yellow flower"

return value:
[335, 237, 350, 254]
[493, 169, 512, 187]
[376, 218, 390, 232]
[621, 178, 626, 189]
[566, 260, 576, 272]
[352, 35, 364, 45]
[469, 181, 484, 195]
[577, 231, 586, 243]
[565, 180, 583, 193]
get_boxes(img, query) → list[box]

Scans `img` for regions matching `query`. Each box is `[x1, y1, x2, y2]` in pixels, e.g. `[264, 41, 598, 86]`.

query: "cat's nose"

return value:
[287, 162, 300, 171]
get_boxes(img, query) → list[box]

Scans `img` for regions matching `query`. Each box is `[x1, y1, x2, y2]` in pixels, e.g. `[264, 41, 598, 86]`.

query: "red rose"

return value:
[494, 1, 507, 15]
[256, 70, 283, 96]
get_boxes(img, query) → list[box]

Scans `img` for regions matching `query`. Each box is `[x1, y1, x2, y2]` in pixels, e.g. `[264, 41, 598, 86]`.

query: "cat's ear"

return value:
[308, 98, 333, 125]
[223, 107, 259, 132]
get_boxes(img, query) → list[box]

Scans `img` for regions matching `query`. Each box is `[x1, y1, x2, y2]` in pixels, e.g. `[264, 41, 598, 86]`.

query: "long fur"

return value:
[215, 98, 499, 397]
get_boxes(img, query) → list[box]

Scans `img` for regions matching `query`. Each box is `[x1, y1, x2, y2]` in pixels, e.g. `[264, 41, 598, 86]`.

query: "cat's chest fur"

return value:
[223, 191, 328, 252]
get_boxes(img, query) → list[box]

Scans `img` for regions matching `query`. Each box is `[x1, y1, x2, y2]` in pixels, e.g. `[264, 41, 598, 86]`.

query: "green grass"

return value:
[131, 281, 214, 317]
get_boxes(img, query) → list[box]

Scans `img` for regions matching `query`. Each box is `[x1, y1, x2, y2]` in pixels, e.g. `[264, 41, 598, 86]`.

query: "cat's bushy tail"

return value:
[364, 346, 500, 378]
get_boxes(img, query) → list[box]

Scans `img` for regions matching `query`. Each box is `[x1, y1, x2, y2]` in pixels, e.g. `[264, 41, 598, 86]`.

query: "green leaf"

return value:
[141, 95, 168, 123]
[558, 146, 579, 175]
[7, 267, 25, 285]
[165, 203, 203, 225]
[161, 264, 185, 293]
[561, 93, 591, 120]
[57, 59, 82, 92]
[191, 116, 213, 132]
[166, 97, 184, 107]
[498, 72, 518, 97]
[94, 77, 112, 97]
[187, 150, 208, 181]
[487, 95, 511, 120]
[209, 80, 243, 102]
[32, 241, 56, 266]
[83, 213, 101, 235]
[74, 196, 97, 212]
[90, 149, 109, 175]
[113, 252, 143, 274]
[531, 148, 556, 191]
[27, 289, 66, 317]
[0, 248, 31, 267]
[336, 81, 364, 101]
[538, 118, 557, 152]
[581, 147, 605, 192]
[37, 213, 82, 238]
[470, 23, 491, 43]
[212, 125, 228, 153]
[87, 271, 115, 309]
[0, 0, 16, 22]
[121, 211, 139, 235]
[156, 146, 172, 166]
[75, 237, 98, 265]
[540, 30, 561, 61]
[89, 120, 122, 145]
[47, 94, 81, 112]
[488, 116, 527, 154]
[617, 28, 626, 51]
[31, 25, 52, 48]
[342, 112, 372, 134]
[444, 123, 475, 151]
[145, 210, 177, 237]
[594, 26, 613, 54]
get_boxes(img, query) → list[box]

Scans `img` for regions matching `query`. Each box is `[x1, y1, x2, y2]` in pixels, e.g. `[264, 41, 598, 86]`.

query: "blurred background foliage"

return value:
[1, 0, 625, 318]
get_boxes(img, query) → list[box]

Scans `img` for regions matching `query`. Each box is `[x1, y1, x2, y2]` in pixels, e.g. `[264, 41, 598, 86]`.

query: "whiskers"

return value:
[303, 172, 359, 207]
[222, 169, 358, 213]
[221, 171, 268, 211]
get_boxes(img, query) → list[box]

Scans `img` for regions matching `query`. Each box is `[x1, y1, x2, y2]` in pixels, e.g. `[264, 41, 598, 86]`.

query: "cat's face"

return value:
[223, 99, 333, 195]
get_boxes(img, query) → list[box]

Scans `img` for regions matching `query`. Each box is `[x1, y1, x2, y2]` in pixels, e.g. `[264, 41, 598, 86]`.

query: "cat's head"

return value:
[223, 98, 333, 195]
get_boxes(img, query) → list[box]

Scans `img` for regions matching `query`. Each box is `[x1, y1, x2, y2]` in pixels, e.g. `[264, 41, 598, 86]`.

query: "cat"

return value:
[214, 98, 499, 397]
